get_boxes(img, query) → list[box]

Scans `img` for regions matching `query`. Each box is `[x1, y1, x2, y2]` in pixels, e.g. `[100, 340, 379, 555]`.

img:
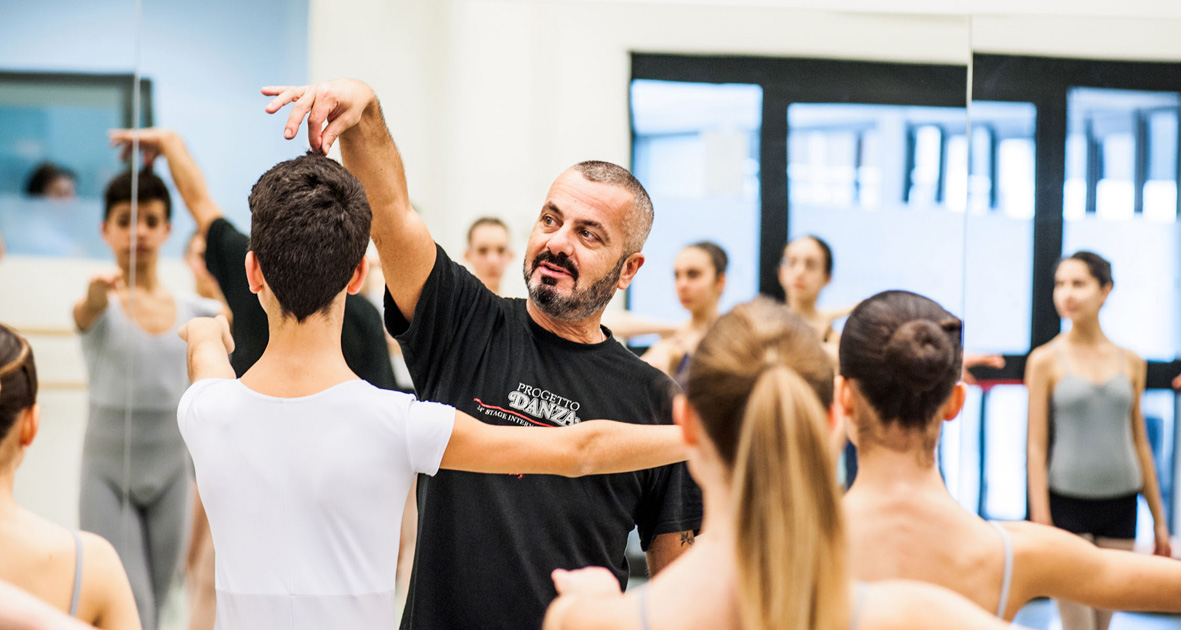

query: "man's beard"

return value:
[525, 250, 626, 322]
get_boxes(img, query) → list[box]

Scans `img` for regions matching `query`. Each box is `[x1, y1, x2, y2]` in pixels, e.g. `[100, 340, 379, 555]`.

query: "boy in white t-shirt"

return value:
[176, 153, 686, 630]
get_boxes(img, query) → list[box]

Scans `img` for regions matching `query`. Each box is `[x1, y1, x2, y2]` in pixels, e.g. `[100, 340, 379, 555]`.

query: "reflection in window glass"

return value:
[980, 386, 1029, 521]
[787, 104, 967, 319]
[1063, 88, 1181, 361]
[962, 102, 1036, 355]
[0, 77, 133, 258]
[629, 80, 762, 323]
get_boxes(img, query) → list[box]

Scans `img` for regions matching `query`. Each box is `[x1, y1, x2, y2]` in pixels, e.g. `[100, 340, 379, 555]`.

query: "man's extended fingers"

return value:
[306, 94, 335, 153]
[263, 86, 308, 115]
[282, 90, 318, 141]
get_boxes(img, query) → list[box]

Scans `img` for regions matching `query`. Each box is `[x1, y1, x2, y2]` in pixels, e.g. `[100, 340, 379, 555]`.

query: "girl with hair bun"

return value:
[545, 298, 1013, 630]
[642, 241, 728, 383]
[0, 323, 141, 629]
[840, 290, 1181, 624]
[1025, 251, 1172, 629]
[779, 235, 845, 360]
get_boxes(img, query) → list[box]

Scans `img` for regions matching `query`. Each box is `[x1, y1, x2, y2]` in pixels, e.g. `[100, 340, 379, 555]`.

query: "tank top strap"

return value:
[70, 530, 84, 618]
[849, 582, 869, 630]
[988, 522, 1013, 618]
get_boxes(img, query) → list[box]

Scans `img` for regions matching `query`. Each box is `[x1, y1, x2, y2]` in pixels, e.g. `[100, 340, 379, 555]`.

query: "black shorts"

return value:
[1048, 490, 1138, 539]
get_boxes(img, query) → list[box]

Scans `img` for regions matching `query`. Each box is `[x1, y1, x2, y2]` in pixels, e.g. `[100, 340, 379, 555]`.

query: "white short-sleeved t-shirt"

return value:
[178, 378, 455, 630]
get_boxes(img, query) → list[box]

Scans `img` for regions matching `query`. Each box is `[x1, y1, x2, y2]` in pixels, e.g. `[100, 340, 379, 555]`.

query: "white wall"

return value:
[307, 0, 1181, 301]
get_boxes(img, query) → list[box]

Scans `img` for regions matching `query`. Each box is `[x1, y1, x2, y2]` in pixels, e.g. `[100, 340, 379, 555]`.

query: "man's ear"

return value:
[18, 404, 40, 448]
[346, 257, 369, 295]
[672, 395, 699, 447]
[615, 253, 645, 291]
[942, 383, 968, 422]
[245, 251, 265, 295]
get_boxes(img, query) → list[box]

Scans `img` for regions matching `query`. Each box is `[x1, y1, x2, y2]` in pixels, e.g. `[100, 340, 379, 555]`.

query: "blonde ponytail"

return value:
[732, 365, 848, 630]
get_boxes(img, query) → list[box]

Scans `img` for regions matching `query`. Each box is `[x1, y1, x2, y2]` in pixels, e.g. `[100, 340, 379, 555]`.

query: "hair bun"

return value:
[883, 320, 955, 393]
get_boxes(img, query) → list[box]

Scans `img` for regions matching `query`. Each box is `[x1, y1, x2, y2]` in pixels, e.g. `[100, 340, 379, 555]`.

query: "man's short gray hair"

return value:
[571, 160, 653, 255]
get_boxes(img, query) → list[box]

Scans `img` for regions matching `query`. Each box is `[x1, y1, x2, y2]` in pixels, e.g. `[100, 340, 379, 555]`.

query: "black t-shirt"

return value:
[386, 244, 702, 630]
[203, 217, 396, 389]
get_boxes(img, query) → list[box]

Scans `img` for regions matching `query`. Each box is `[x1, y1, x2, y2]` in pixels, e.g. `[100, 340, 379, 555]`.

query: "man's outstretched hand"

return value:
[262, 80, 376, 155]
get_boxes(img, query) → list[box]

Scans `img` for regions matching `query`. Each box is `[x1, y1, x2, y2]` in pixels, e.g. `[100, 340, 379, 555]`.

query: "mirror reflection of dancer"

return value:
[641, 242, 726, 384]
[0, 325, 140, 630]
[841, 289, 1181, 623]
[106, 128, 396, 389]
[72, 171, 223, 630]
[177, 152, 689, 630]
[545, 299, 1014, 630]
[1025, 252, 1172, 629]
[779, 236, 847, 359]
[464, 217, 515, 295]
[263, 79, 702, 630]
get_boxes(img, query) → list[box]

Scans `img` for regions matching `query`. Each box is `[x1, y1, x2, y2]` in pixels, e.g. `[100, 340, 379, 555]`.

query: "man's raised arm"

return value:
[263, 80, 436, 323]
[108, 128, 224, 238]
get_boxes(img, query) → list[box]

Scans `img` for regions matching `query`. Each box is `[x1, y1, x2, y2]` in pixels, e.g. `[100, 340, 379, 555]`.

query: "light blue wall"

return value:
[0, 0, 308, 255]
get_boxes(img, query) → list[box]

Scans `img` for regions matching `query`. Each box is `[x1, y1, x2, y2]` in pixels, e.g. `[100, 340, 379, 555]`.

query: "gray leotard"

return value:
[70, 530, 83, 617]
[989, 522, 1013, 618]
[1047, 347, 1141, 499]
[78, 294, 219, 630]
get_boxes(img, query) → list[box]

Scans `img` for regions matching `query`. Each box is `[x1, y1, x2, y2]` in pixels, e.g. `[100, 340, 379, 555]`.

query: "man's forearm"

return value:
[646, 530, 695, 575]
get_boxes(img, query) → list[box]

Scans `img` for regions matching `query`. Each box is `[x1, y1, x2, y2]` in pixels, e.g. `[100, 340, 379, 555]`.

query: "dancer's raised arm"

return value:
[263, 80, 436, 322]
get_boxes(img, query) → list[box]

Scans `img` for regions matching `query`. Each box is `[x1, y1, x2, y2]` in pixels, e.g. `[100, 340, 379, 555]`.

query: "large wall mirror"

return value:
[966, 11, 1181, 585]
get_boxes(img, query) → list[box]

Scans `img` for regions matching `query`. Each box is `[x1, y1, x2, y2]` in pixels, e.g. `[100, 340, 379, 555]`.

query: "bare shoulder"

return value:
[78, 532, 129, 597]
[1117, 345, 1146, 375]
[77, 531, 138, 628]
[862, 580, 1011, 630]
[1026, 342, 1058, 372]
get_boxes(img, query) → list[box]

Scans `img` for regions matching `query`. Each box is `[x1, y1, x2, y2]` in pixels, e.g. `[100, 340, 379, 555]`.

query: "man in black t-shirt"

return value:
[108, 128, 396, 388]
[267, 80, 703, 629]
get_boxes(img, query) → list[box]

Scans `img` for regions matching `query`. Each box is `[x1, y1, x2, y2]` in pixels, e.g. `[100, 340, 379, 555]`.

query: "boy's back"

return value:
[178, 378, 453, 630]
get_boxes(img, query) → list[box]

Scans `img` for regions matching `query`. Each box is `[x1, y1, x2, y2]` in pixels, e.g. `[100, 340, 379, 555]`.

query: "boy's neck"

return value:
[240, 306, 359, 397]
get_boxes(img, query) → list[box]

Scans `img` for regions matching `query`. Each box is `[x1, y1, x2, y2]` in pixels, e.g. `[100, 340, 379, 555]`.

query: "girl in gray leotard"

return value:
[74, 170, 220, 630]
[1027, 251, 1171, 630]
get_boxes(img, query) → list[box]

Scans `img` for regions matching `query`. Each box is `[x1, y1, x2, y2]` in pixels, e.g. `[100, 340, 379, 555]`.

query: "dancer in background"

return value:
[1025, 251, 1172, 629]
[642, 242, 726, 385]
[464, 217, 514, 295]
[840, 289, 1180, 623]
[107, 128, 395, 390]
[779, 235, 846, 360]
[73, 169, 222, 630]
[0, 323, 140, 629]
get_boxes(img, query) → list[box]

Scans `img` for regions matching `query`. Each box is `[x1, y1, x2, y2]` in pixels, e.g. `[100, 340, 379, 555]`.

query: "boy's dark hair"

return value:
[25, 162, 77, 196]
[248, 152, 372, 322]
[103, 168, 172, 221]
